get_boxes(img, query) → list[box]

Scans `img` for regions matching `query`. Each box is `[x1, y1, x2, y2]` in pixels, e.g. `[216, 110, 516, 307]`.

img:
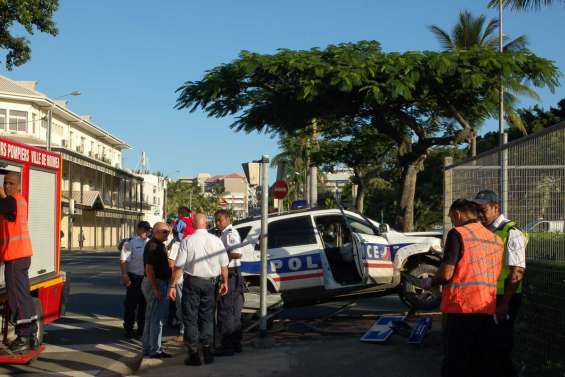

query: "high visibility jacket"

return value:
[493, 220, 528, 295]
[440, 222, 504, 315]
[0, 193, 33, 261]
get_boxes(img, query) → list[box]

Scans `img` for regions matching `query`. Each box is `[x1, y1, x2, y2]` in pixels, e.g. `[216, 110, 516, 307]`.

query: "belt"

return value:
[184, 274, 218, 283]
[228, 267, 240, 272]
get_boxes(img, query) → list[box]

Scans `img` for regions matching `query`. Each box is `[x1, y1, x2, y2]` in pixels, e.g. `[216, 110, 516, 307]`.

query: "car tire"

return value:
[399, 263, 441, 311]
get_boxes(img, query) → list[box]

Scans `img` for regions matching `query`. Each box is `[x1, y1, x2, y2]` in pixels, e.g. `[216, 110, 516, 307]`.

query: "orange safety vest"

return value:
[0, 192, 33, 261]
[440, 222, 503, 315]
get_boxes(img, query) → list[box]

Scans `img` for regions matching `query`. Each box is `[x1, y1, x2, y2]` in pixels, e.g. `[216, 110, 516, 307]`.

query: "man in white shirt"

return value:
[214, 210, 245, 356]
[167, 234, 184, 337]
[119, 221, 150, 338]
[169, 213, 229, 366]
[471, 189, 527, 377]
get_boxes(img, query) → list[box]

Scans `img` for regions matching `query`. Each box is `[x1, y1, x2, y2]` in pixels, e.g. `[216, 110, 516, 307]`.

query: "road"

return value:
[0, 250, 142, 377]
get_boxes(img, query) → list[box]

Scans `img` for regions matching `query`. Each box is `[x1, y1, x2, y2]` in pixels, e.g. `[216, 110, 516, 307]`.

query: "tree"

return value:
[0, 0, 60, 70]
[489, 0, 561, 11]
[176, 41, 560, 231]
[166, 180, 224, 216]
[312, 118, 396, 213]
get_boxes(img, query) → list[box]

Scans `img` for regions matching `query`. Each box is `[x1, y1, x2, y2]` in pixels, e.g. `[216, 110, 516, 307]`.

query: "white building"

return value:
[140, 173, 167, 225]
[324, 168, 354, 194]
[0, 75, 143, 250]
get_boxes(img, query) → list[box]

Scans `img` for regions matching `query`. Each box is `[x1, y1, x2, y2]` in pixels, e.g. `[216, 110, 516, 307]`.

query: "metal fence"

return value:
[444, 122, 565, 377]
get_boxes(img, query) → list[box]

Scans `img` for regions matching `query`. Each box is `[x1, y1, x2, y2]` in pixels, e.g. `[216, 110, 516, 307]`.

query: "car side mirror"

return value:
[379, 223, 390, 234]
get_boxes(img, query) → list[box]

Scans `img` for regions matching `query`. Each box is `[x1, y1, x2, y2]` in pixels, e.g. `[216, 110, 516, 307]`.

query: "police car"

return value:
[233, 208, 443, 310]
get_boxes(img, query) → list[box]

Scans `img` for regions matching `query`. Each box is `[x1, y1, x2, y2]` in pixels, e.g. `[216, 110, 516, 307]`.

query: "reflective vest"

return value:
[0, 193, 33, 261]
[440, 222, 504, 315]
[493, 220, 527, 295]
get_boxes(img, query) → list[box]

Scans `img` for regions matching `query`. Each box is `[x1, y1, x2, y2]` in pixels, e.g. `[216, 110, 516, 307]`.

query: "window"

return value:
[0, 109, 6, 131]
[347, 217, 376, 235]
[32, 114, 36, 135]
[236, 226, 252, 241]
[268, 216, 316, 248]
[9, 110, 27, 132]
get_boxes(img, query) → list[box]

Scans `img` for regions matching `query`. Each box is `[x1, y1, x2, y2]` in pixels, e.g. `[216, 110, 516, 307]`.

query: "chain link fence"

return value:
[444, 122, 565, 377]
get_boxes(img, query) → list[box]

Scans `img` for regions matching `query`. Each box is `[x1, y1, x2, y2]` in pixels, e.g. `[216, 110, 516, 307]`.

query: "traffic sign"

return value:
[272, 180, 289, 199]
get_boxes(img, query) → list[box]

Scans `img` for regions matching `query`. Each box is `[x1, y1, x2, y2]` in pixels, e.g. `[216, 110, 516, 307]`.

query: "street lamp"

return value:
[47, 91, 82, 151]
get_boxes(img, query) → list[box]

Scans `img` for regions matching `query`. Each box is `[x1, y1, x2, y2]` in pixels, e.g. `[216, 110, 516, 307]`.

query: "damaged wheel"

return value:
[399, 263, 441, 311]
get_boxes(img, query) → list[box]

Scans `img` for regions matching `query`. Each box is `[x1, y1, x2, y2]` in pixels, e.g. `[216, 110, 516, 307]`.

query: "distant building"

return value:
[178, 173, 211, 193]
[205, 173, 249, 218]
[324, 168, 354, 194]
[140, 173, 167, 225]
[0, 75, 143, 250]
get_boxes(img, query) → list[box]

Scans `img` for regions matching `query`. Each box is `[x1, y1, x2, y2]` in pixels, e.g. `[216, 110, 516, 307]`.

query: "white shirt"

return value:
[221, 224, 243, 268]
[167, 239, 183, 284]
[489, 215, 526, 269]
[175, 229, 229, 278]
[120, 236, 148, 275]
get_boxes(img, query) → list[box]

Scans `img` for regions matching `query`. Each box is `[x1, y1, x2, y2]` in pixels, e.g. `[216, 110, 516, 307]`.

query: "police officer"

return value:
[120, 221, 151, 338]
[471, 190, 527, 377]
[415, 199, 504, 377]
[0, 172, 39, 353]
[214, 210, 244, 356]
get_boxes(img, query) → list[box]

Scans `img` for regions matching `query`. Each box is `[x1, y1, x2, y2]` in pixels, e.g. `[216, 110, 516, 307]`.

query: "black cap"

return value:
[470, 190, 499, 205]
[137, 221, 151, 230]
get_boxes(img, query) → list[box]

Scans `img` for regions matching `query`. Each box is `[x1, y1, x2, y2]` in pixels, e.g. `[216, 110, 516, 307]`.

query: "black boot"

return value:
[184, 351, 202, 366]
[202, 346, 214, 364]
[9, 337, 31, 354]
[29, 335, 40, 350]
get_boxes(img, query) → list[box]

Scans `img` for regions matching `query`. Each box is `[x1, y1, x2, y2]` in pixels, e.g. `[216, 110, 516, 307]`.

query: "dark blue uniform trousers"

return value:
[217, 267, 244, 351]
[182, 275, 216, 352]
[5, 257, 37, 337]
[123, 273, 146, 332]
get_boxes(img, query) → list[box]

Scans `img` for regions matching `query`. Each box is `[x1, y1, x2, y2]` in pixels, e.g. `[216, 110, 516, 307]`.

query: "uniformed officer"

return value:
[214, 210, 244, 356]
[119, 221, 151, 338]
[471, 190, 527, 377]
[169, 213, 229, 366]
[0, 172, 39, 353]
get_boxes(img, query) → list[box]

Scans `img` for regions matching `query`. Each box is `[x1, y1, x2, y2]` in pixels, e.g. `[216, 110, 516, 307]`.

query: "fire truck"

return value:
[0, 137, 67, 363]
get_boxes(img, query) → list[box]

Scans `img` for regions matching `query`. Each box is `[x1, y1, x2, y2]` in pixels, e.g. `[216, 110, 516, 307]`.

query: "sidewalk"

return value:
[133, 315, 443, 377]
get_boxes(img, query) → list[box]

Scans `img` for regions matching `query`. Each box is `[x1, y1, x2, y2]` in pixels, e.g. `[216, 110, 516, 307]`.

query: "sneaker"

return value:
[184, 352, 202, 366]
[150, 351, 173, 359]
[202, 347, 214, 364]
[29, 336, 40, 350]
[8, 337, 30, 354]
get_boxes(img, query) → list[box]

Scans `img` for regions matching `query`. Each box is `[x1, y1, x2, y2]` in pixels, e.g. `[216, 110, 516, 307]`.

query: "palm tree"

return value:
[488, 0, 558, 11]
[430, 11, 536, 154]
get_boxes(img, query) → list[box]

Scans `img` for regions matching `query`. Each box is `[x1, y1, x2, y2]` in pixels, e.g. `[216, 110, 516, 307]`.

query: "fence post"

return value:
[443, 157, 453, 243]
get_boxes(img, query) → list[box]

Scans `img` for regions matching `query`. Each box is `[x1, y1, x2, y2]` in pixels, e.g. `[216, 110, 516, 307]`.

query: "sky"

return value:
[4, 0, 564, 178]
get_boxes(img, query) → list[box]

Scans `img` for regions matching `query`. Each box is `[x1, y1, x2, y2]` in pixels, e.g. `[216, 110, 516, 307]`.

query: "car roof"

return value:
[233, 207, 366, 227]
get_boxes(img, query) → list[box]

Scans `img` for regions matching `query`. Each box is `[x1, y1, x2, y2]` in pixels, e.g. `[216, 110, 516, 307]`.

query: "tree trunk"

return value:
[355, 183, 365, 213]
[397, 155, 426, 232]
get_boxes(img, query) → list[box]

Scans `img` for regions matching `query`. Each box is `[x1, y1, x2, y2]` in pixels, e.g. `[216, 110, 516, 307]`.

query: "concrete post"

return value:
[259, 155, 269, 337]
[443, 157, 453, 243]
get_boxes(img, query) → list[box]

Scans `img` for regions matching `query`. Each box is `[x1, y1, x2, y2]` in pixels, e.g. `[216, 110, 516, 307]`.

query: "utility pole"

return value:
[259, 155, 269, 337]
[499, 0, 508, 214]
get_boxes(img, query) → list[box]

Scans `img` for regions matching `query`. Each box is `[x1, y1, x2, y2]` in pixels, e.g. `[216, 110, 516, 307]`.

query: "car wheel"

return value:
[32, 298, 45, 345]
[399, 263, 441, 311]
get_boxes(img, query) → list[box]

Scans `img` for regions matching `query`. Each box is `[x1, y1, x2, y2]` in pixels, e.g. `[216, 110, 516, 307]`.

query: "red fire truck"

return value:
[0, 137, 67, 363]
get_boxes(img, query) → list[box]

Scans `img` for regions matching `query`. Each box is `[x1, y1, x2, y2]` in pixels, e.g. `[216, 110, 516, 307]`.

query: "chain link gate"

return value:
[443, 122, 565, 377]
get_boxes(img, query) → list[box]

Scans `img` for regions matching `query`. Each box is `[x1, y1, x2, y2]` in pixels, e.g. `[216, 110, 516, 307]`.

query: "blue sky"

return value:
[4, 0, 564, 178]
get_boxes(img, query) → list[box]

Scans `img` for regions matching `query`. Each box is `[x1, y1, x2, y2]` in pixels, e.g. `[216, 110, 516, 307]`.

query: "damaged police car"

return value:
[233, 208, 443, 310]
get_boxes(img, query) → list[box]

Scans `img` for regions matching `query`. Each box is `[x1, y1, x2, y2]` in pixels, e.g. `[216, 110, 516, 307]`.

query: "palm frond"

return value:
[489, 0, 557, 11]
[429, 25, 454, 50]
[503, 34, 529, 51]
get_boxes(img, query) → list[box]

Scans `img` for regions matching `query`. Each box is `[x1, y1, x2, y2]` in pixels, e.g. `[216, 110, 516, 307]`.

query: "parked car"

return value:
[233, 208, 443, 310]
[525, 220, 564, 233]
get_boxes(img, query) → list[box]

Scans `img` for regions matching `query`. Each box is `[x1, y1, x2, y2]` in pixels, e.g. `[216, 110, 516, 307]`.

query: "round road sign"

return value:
[272, 180, 289, 199]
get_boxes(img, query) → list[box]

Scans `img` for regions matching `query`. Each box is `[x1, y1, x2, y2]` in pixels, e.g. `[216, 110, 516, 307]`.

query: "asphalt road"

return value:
[0, 250, 142, 377]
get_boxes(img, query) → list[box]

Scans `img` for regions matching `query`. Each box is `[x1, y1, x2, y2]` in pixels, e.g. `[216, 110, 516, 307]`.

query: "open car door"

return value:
[350, 224, 395, 285]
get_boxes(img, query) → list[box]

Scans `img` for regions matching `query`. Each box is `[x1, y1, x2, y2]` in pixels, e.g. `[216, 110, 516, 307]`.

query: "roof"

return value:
[62, 191, 105, 209]
[206, 173, 245, 183]
[0, 76, 43, 98]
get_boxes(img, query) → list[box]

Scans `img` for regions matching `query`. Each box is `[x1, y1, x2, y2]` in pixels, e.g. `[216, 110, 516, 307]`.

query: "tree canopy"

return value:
[0, 0, 60, 70]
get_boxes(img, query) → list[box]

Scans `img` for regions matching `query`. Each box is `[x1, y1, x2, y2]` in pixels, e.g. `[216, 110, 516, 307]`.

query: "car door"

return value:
[348, 216, 394, 284]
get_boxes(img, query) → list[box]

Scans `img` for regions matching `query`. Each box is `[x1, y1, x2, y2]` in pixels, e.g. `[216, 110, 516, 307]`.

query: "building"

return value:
[178, 173, 211, 193]
[0, 75, 143, 250]
[323, 168, 354, 194]
[205, 173, 249, 218]
[139, 173, 167, 225]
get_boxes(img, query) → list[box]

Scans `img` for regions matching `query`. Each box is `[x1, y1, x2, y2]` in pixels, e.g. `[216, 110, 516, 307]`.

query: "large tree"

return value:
[176, 41, 559, 231]
[489, 0, 561, 10]
[0, 0, 60, 70]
